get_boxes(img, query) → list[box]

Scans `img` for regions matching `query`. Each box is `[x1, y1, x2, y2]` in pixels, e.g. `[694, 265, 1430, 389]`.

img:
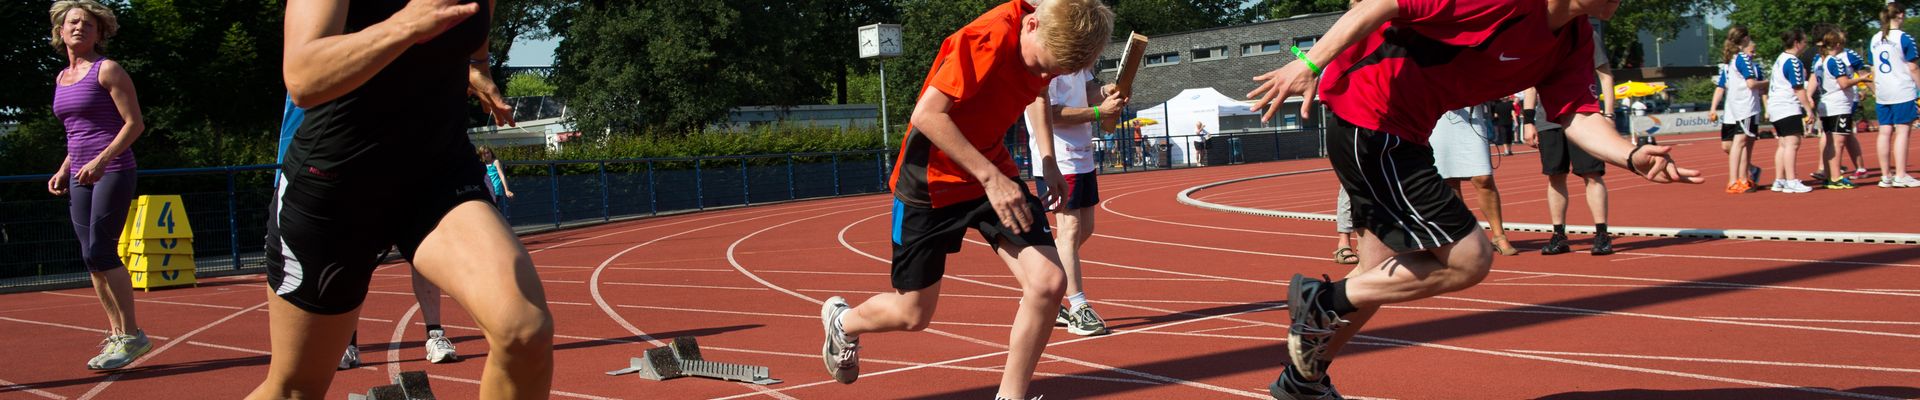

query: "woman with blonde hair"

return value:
[46, 0, 150, 371]
[1871, 2, 1920, 187]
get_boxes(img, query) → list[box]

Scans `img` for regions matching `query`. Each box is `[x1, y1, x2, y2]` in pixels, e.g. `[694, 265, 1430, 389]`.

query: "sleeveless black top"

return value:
[283, 0, 489, 178]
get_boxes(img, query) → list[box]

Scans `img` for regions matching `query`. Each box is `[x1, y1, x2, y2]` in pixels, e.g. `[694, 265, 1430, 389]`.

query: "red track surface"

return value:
[3, 134, 1918, 399]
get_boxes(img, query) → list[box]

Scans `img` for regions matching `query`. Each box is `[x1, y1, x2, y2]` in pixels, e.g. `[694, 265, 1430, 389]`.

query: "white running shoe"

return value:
[1881, 177, 1896, 188]
[425, 329, 459, 363]
[1770, 179, 1785, 192]
[1897, 175, 1920, 188]
[1779, 180, 1812, 193]
[87, 331, 152, 370]
[338, 343, 361, 370]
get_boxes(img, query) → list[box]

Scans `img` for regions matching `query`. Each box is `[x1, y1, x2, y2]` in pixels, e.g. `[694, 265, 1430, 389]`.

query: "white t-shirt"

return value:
[1721, 54, 1764, 122]
[1766, 52, 1808, 122]
[1870, 30, 1920, 105]
[1817, 49, 1867, 116]
[1025, 69, 1098, 175]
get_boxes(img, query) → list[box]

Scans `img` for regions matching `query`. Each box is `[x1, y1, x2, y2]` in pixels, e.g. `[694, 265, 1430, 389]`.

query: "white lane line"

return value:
[1699, 316, 1920, 326]
[1505, 349, 1920, 374]
[0, 377, 66, 399]
[599, 281, 768, 291]
[77, 301, 268, 400]
[0, 316, 174, 340]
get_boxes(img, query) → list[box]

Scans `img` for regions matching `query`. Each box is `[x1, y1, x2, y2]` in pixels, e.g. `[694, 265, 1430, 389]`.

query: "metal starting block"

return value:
[606, 336, 780, 385]
[347, 371, 436, 400]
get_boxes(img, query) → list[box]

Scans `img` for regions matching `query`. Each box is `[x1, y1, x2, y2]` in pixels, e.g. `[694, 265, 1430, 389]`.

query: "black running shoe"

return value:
[1590, 233, 1615, 256]
[1541, 233, 1572, 255]
[1286, 274, 1348, 381]
[1269, 364, 1343, 400]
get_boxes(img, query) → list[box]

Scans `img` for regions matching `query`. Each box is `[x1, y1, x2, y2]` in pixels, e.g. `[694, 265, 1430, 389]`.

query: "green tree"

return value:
[505, 73, 556, 97]
[1245, 0, 1348, 22]
[1726, 0, 1881, 59]
[1111, 0, 1245, 36]
[1601, 0, 1728, 68]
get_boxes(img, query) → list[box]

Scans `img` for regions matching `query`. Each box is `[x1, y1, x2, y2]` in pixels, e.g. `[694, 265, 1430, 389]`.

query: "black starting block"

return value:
[606, 336, 780, 385]
[347, 370, 436, 400]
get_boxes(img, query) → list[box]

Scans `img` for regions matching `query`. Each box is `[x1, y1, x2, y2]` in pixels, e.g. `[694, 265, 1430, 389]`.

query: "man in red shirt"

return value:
[817, 1, 1113, 399]
[1247, 0, 1703, 398]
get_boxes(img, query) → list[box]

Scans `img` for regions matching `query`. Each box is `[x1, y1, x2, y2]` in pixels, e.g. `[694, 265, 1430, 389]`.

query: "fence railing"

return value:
[0, 126, 1331, 293]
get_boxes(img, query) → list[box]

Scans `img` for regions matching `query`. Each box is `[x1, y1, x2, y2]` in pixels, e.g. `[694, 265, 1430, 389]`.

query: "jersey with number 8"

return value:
[1870, 29, 1919, 105]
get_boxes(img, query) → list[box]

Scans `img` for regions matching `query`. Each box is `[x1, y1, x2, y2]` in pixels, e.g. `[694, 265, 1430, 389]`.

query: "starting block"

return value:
[606, 336, 780, 385]
[347, 371, 436, 400]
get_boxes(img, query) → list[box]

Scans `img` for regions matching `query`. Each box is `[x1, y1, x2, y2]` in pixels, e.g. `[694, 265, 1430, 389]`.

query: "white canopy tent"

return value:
[1133, 88, 1260, 165]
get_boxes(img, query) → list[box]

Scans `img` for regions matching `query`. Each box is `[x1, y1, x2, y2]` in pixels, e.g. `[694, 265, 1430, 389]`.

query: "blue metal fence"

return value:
[0, 126, 1328, 293]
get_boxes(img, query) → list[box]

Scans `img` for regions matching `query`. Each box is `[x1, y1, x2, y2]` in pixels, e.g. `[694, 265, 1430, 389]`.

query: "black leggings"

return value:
[70, 169, 137, 272]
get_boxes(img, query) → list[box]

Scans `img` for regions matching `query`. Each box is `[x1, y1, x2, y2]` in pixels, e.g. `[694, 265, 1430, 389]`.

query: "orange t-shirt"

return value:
[889, 0, 1048, 209]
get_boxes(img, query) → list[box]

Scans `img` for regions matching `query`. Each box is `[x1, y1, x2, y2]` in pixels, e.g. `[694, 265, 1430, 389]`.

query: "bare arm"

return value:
[468, 0, 514, 127]
[1564, 113, 1703, 183]
[492, 159, 512, 192]
[1707, 86, 1724, 121]
[1248, 0, 1398, 121]
[284, 0, 479, 107]
[1596, 65, 1615, 117]
[914, 89, 1035, 232]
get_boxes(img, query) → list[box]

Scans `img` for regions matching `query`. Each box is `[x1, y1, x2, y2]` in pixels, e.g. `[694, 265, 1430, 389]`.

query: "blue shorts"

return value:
[1877, 101, 1918, 125]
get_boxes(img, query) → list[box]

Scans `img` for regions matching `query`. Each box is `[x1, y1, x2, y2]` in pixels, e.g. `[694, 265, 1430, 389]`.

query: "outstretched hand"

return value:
[1630, 145, 1705, 184]
[1247, 60, 1318, 123]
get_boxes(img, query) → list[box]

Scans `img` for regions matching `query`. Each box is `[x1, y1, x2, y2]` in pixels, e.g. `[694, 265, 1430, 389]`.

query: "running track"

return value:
[2, 132, 1918, 399]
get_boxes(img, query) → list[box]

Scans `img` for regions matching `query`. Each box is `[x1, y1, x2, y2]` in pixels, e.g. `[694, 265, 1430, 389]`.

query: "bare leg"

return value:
[1843, 134, 1865, 173]
[409, 201, 554, 399]
[1546, 174, 1570, 226]
[1896, 124, 1913, 178]
[411, 269, 443, 326]
[1582, 174, 1607, 225]
[1777, 135, 1802, 183]
[1054, 208, 1095, 298]
[1323, 228, 1493, 358]
[246, 293, 361, 399]
[1470, 175, 1508, 238]
[988, 243, 1066, 399]
[89, 270, 139, 335]
[1879, 125, 1896, 179]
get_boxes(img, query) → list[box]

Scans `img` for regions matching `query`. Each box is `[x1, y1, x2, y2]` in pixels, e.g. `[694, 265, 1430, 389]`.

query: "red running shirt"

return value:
[1317, 0, 1603, 145]
[890, 0, 1049, 208]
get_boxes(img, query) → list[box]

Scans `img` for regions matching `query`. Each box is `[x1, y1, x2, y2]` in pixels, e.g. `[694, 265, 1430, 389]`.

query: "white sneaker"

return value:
[338, 344, 360, 370]
[1897, 175, 1920, 188]
[1770, 179, 1785, 192]
[1780, 180, 1812, 193]
[87, 331, 152, 370]
[1881, 177, 1896, 188]
[425, 329, 459, 363]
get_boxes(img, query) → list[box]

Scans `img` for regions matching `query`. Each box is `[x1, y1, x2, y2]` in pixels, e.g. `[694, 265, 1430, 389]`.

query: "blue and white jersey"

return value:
[1818, 49, 1868, 117]
[1767, 52, 1808, 121]
[1870, 29, 1920, 104]
[1724, 53, 1764, 122]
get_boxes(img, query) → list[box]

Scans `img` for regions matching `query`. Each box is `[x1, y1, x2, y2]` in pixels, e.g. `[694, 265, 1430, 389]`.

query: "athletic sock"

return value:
[1321, 280, 1360, 315]
[1595, 223, 1608, 236]
[1553, 224, 1567, 235]
[834, 313, 857, 342]
[424, 324, 443, 336]
[1066, 292, 1088, 309]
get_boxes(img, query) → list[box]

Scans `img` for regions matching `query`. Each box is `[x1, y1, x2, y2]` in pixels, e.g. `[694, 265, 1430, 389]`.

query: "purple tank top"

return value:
[54, 58, 135, 174]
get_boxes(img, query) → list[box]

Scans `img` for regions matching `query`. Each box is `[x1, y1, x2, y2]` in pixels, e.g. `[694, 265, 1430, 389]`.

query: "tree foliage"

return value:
[1245, 0, 1348, 23]
[1111, 0, 1246, 36]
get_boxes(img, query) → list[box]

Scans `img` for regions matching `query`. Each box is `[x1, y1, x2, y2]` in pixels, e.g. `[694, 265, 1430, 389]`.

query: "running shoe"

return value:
[1779, 180, 1813, 193]
[1826, 178, 1856, 190]
[1270, 364, 1343, 400]
[1056, 306, 1072, 326]
[1541, 233, 1572, 255]
[820, 296, 861, 384]
[425, 329, 459, 363]
[87, 330, 152, 370]
[1286, 274, 1349, 381]
[338, 342, 361, 370]
[1811, 170, 1829, 182]
[1853, 168, 1869, 180]
[1065, 303, 1109, 336]
[1726, 180, 1749, 194]
[1880, 177, 1896, 188]
[1897, 175, 1920, 188]
[1748, 166, 1762, 185]
[1769, 179, 1785, 192]
[1590, 233, 1615, 256]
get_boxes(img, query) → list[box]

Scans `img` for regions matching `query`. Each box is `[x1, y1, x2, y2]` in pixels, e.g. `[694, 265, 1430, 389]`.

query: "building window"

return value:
[1097, 58, 1119, 72]
[1145, 52, 1181, 66]
[1295, 36, 1321, 51]
[1242, 40, 1284, 56]
[1191, 46, 1228, 62]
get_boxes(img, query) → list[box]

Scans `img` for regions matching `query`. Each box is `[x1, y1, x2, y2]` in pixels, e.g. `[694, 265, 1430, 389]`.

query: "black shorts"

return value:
[1538, 128, 1606, 176]
[1772, 116, 1807, 137]
[265, 156, 493, 315]
[1037, 171, 1100, 211]
[1722, 116, 1761, 141]
[889, 183, 1055, 291]
[1492, 124, 1515, 145]
[1326, 117, 1479, 253]
[1822, 115, 1855, 135]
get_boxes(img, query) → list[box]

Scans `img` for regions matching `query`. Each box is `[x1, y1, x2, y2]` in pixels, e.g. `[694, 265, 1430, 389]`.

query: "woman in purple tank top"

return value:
[45, 0, 149, 371]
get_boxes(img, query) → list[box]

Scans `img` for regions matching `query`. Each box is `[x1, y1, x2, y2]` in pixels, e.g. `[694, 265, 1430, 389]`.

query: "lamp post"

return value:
[858, 24, 903, 148]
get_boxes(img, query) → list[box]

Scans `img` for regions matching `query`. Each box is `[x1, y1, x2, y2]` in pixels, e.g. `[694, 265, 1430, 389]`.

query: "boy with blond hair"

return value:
[817, 0, 1112, 398]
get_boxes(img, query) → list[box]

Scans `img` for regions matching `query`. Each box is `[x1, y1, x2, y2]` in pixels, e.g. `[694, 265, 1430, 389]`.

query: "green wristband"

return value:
[1093, 106, 1101, 124]
[1291, 45, 1320, 75]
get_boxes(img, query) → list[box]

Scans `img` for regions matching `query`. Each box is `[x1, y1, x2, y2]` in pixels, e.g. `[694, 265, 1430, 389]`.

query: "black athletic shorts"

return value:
[889, 182, 1054, 291]
[1821, 115, 1855, 135]
[1036, 171, 1100, 211]
[1722, 116, 1761, 141]
[1492, 123, 1515, 145]
[1538, 127, 1607, 176]
[1326, 117, 1479, 253]
[265, 154, 493, 315]
[1772, 115, 1807, 137]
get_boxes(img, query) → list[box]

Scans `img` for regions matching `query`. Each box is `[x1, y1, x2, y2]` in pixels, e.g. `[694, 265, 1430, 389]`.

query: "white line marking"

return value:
[1700, 316, 1920, 326]
[187, 340, 270, 355]
[0, 377, 66, 399]
[1506, 349, 1920, 374]
[77, 301, 267, 400]
[0, 316, 172, 340]
[599, 282, 768, 291]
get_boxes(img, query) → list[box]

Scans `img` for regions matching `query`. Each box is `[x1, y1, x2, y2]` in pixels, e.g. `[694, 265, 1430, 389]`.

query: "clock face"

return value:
[859, 24, 903, 58]
[878, 29, 901, 56]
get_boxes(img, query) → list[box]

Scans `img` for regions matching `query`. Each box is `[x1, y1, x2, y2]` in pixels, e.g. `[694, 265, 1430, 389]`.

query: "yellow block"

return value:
[127, 253, 196, 272]
[125, 238, 194, 255]
[126, 195, 193, 240]
[130, 268, 196, 291]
